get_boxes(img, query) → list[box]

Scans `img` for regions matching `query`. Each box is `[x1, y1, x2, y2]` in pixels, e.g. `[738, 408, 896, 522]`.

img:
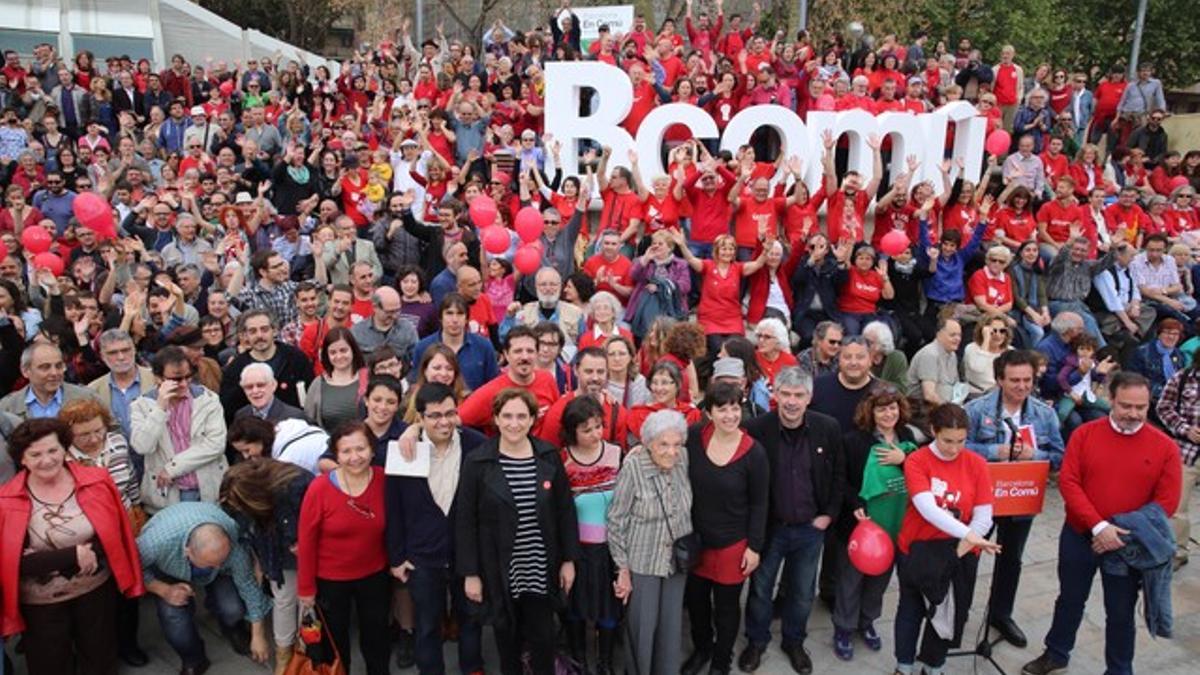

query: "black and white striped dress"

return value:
[498, 454, 549, 596]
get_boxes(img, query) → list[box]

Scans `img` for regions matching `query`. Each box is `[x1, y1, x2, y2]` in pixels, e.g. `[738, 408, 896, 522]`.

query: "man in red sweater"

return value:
[536, 347, 628, 447]
[458, 325, 560, 436]
[1022, 372, 1181, 675]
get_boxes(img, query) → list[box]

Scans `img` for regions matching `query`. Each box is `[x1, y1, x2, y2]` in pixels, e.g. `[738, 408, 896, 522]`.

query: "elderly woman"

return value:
[964, 315, 1014, 396]
[753, 317, 798, 389]
[607, 409, 693, 675]
[682, 382, 769, 675]
[627, 362, 703, 445]
[862, 321, 909, 390]
[1129, 318, 1188, 401]
[626, 230, 692, 339]
[0, 419, 144, 674]
[579, 291, 634, 352]
[456, 389, 580, 675]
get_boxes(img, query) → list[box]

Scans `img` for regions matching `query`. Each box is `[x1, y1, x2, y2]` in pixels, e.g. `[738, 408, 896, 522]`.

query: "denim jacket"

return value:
[965, 389, 1066, 470]
[1105, 503, 1174, 638]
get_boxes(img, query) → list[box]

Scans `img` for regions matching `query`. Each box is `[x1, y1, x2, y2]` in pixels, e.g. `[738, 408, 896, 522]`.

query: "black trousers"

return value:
[21, 576, 119, 674]
[685, 574, 745, 671]
[317, 571, 392, 675]
[987, 516, 1035, 622]
[495, 594, 558, 675]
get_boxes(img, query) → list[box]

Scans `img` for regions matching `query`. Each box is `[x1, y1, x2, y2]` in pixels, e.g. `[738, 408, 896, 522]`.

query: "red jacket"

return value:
[0, 462, 144, 636]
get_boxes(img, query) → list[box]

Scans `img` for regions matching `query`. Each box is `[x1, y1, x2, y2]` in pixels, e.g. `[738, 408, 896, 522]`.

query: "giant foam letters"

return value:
[544, 62, 986, 199]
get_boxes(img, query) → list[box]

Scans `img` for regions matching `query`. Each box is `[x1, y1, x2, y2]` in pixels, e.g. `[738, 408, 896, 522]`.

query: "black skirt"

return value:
[568, 542, 622, 623]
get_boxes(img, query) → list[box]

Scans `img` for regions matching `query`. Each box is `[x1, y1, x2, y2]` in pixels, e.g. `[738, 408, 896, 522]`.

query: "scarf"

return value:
[286, 163, 310, 184]
[892, 257, 917, 275]
[1156, 340, 1178, 381]
[167, 391, 199, 490]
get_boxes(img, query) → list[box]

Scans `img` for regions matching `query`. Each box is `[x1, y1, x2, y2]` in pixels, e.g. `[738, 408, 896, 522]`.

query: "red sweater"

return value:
[1059, 419, 1181, 536]
[296, 468, 388, 596]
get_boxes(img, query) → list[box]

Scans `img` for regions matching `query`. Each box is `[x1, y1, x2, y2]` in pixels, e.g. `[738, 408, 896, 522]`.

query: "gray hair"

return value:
[639, 409, 687, 446]
[813, 320, 844, 344]
[240, 362, 276, 386]
[774, 367, 813, 394]
[98, 328, 135, 351]
[1050, 311, 1083, 337]
[186, 523, 231, 558]
[862, 321, 895, 353]
[589, 291, 624, 319]
[177, 263, 203, 279]
[20, 342, 61, 371]
[756, 318, 789, 346]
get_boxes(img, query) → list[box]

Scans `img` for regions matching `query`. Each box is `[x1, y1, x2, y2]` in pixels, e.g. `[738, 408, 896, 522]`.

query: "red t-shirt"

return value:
[350, 297, 375, 323]
[468, 299, 495, 338]
[837, 267, 886, 314]
[898, 446, 994, 554]
[871, 203, 914, 249]
[537, 391, 628, 449]
[826, 190, 871, 243]
[991, 207, 1036, 243]
[942, 204, 979, 241]
[643, 193, 683, 234]
[967, 268, 1014, 307]
[755, 350, 799, 387]
[1104, 203, 1148, 242]
[623, 81, 657, 135]
[697, 260, 746, 335]
[598, 189, 644, 240]
[733, 197, 785, 248]
[1037, 199, 1082, 244]
[459, 370, 560, 436]
[1041, 151, 1070, 187]
[582, 254, 633, 297]
[783, 187, 826, 249]
[993, 63, 1020, 106]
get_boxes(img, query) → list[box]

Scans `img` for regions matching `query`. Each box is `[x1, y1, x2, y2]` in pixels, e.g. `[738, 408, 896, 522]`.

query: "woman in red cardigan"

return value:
[0, 418, 144, 674]
[747, 238, 799, 325]
[297, 421, 390, 675]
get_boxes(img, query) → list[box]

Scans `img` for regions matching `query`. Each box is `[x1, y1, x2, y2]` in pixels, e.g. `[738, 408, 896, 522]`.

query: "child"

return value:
[1055, 333, 1112, 423]
[484, 257, 515, 321]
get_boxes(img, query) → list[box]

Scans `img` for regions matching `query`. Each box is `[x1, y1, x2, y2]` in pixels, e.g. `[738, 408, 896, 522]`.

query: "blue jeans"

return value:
[744, 523, 825, 647]
[1048, 300, 1107, 347]
[1044, 525, 1140, 675]
[154, 572, 246, 668]
[408, 566, 484, 675]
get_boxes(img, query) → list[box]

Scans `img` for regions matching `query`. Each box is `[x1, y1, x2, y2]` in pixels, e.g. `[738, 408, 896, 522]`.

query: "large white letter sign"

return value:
[544, 62, 635, 178]
[941, 101, 988, 185]
[633, 103, 719, 185]
[719, 105, 812, 183]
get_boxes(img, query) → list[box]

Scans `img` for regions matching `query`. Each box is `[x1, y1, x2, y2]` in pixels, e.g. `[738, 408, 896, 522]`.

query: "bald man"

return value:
[456, 265, 496, 338]
[351, 286, 419, 361]
[430, 241, 469, 307]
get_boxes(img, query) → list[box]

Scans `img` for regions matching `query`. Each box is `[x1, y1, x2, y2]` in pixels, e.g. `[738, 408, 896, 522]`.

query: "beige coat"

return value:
[129, 384, 228, 512]
[87, 366, 157, 410]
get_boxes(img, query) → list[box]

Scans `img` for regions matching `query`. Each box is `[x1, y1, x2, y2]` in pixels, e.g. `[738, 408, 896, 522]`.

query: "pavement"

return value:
[8, 481, 1199, 674]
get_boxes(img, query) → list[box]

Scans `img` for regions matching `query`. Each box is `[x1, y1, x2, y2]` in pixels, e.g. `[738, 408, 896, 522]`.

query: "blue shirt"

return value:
[25, 387, 64, 419]
[917, 218, 987, 303]
[31, 189, 77, 233]
[410, 332, 499, 391]
[429, 268, 457, 308]
[108, 373, 144, 439]
[1035, 333, 1072, 398]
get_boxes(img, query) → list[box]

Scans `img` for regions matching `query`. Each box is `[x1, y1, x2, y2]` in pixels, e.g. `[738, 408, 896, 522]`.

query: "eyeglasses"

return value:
[987, 257, 1005, 263]
[825, 339, 842, 346]
[538, 340, 561, 348]
[421, 410, 459, 422]
[992, 328, 1009, 334]
[544, 219, 561, 225]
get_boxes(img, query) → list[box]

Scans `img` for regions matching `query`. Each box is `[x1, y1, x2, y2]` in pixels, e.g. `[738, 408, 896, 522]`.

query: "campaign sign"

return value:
[560, 5, 636, 50]
[988, 460, 1051, 517]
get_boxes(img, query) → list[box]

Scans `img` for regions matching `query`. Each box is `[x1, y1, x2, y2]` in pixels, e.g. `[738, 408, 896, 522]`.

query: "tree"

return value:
[199, 0, 360, 53]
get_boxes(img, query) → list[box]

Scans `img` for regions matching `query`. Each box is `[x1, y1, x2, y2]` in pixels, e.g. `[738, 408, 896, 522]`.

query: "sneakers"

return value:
[1021, 652, 1068, 675]
[861, 624, 883, 651]
[833, 629, 854, 661]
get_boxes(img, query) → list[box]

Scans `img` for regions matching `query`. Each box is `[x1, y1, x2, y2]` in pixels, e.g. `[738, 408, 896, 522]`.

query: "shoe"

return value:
[395, 628, 416, 669]
[737, 643, 765, 672]
[221, 622, 251, 656]
[782, 643, 812, 674]
[595, 627, 616, 675]
[861, 624, 882, 651]
[119, 645, 150, 667]
[833, 629, 854, 661]
[682, 649, 713, 675]
[1173, 556, 1189, 572]
[566, 621, 591, 675]
[990, 616, 1028, 648]
[1021, 652, 1068, 675]
[179, 659, 211, 675]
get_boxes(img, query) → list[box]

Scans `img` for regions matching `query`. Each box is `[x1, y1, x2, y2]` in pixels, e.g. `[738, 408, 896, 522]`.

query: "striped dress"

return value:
[499, 454, 549, 596]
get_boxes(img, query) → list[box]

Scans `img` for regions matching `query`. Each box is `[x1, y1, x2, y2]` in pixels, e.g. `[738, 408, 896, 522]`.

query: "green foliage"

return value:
[198, 0, 349, 52]
[807, 0, 1200, 88]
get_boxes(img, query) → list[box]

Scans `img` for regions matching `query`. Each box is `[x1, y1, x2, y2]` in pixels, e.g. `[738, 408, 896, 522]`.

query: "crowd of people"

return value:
[0, 1, 1194, 675]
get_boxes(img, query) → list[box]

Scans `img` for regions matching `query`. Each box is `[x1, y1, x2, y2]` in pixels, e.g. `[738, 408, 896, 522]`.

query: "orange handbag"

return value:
[284, 606, 345, 675]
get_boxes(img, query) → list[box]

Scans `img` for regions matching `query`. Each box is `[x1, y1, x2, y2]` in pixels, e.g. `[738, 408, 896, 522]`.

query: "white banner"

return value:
[559, 5, 636, 50]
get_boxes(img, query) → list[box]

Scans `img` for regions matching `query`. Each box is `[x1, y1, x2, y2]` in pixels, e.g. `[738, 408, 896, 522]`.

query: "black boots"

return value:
[595, 626, 615, 675]
[566, 622, 616, 675]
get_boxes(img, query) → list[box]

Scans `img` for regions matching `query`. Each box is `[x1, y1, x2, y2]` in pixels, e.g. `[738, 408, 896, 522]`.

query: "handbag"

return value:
[284, 606, 345, 675]
[652, 475, 700, 572]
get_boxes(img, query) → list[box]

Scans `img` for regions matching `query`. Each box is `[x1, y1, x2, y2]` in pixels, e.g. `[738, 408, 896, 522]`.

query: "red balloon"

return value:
[514, 206, 545, 244]
[32, 252, 64, 277]
[1170, 176, 1190, 191]
[879, 230, 911, 257]
[73, 192, 115, 234]
[513, 244, 543, 275]
[985, 129, 1012, 157]
[20, 227, 53, 254]
[481, 226, 510, 255]
[219, 80, 234, 97]
[469, 196, 498, 228]
[848, 520, 895, 576]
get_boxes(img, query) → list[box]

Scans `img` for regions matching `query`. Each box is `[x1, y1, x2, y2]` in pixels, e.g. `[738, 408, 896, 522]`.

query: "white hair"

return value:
[589, 291, 624, 319]
[640, 409, 687, 445]
[239, 362, 276, 386]
[862, 321, 896, 353]
[756, 318, 789, 346]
